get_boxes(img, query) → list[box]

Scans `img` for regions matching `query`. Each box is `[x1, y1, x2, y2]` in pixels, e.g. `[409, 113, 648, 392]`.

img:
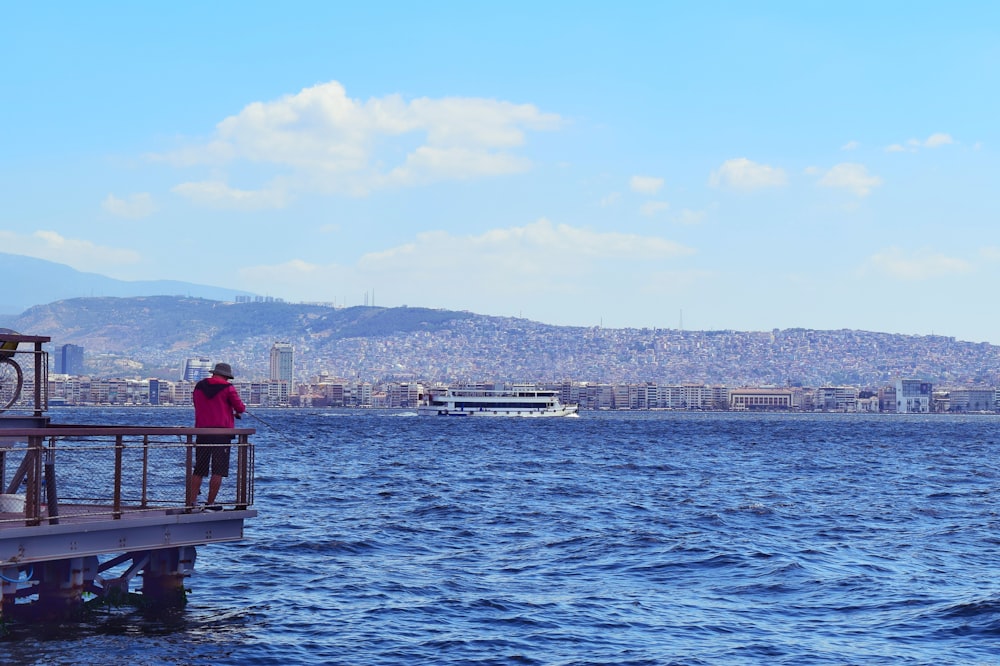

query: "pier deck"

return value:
[0, 331, 257, 619]
[0, 423, 256, 618]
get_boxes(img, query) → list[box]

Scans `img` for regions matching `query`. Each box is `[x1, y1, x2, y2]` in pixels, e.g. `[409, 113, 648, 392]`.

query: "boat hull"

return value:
[417, 405, 579, 417]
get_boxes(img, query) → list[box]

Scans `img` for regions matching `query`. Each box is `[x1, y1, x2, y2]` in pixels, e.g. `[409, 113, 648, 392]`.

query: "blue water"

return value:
[5, 410, 1000, 664]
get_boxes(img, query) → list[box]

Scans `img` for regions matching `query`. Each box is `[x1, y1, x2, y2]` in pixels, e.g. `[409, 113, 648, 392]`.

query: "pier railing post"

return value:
[141, 434, 149, 508]
[45, 437, 59, 525]
[235, 434, 250, 510]
[26, 435, 43, 526]
[185, 434, 194, 508]
[113, 434, 123, 519]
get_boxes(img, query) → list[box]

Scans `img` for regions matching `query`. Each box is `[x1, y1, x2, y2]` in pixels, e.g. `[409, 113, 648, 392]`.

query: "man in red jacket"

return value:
[190, 362, 246, 511]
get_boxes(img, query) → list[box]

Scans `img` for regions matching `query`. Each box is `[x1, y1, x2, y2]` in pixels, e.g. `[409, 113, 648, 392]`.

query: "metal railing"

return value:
[0, 425, 254, 526]
[0, 333, 48, 414]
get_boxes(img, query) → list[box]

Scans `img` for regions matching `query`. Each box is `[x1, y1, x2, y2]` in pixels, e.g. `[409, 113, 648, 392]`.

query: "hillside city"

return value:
[10, 339, 998, 414]
[4, 296, 1000, 414]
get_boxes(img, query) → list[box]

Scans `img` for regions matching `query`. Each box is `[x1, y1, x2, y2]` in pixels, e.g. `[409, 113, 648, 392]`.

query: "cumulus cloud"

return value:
[885, 132, 955, 153]
[709, 158, 787, 191]
[816, 163, 883, 197]
[152, 80, 563, 207]
[102, 193, 156, 219]
[924, 133, 954, 147]
[599, 192, 621, 207]
[863, 247, 972, 280]
[171, 181, 289, 210]
[0, 230, 141, 272]
[841, 140, 860, 151]
[676, 209, 707, 225]
[640, 201, 669, 216]
[980, 246, 1000, 261]
[238, 219, 695, 304]
[630, 175, 664, 195]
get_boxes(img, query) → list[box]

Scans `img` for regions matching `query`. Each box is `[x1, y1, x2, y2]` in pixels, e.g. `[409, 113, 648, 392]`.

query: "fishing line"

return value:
[242, 410, 298, 447]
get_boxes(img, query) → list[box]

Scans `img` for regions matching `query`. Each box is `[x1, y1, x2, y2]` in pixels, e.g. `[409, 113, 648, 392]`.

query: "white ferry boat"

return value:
[418, 387, 579, 417]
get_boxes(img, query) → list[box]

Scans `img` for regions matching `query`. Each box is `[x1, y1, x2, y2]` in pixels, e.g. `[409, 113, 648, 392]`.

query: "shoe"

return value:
[205, 504, 223, 511]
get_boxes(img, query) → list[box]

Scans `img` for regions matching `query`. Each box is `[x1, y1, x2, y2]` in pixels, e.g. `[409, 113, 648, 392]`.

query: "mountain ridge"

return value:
[0, 252, 255, 314]
[7, 295, 1000, 388]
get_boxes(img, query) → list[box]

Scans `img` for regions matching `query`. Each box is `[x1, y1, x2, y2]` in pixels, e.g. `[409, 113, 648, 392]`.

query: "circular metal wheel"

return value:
[0, 357, 23, 411]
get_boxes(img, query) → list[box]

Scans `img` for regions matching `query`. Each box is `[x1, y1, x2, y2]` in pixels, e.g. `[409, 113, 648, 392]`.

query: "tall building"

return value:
[57, 343, 85, 375]
[270, 342, 294, 387]
[183, 357, 214, 382]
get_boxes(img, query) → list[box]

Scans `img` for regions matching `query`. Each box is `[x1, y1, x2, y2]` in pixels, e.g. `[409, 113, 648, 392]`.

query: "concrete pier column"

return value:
[142, 546, 197, 606]
[35, 557, 88, 618]
[1, 565, 22, 619]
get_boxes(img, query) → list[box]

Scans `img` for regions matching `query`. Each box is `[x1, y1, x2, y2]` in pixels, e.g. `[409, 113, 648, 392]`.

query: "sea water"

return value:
[3, 409, 1000, 665]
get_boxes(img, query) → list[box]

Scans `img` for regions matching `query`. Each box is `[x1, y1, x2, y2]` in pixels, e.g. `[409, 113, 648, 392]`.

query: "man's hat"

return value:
[211, 362, 234, 379]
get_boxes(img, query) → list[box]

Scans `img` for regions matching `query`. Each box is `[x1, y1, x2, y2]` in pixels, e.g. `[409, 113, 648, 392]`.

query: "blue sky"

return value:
[3, 2, 999, 342]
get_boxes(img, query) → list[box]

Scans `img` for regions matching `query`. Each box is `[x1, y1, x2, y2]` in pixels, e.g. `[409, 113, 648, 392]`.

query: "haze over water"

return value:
[5, 409, 1000, 664]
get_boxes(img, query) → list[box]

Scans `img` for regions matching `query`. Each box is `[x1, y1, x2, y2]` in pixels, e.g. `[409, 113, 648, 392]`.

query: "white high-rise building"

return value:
[270, 342, 294, 387]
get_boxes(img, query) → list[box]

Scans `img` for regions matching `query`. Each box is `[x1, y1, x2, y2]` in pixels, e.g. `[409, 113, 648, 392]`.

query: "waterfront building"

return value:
[386, 382, 423, 408]
[878, 386, 897, 413]
[896, 379, 932, 413]
[856, 395, 880, 412]
[815, 386, 859, 412]
[948, 388, 995, 412]
[183, 357, 213, 381]
[730, 387, 798, 411]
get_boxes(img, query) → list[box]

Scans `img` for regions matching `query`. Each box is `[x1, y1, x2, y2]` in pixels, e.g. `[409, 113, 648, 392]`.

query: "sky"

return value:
[2, 2, 999, 342]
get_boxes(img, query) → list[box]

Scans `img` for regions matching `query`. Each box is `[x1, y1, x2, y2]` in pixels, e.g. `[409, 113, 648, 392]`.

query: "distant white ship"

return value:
[418, 387, 579, 417]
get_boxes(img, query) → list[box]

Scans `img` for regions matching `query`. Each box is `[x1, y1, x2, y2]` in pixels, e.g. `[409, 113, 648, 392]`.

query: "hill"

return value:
[9, 296, 1000, 388]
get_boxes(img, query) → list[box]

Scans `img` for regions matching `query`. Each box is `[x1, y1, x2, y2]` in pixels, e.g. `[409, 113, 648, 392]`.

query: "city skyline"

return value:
[3, 4, 1000, 342]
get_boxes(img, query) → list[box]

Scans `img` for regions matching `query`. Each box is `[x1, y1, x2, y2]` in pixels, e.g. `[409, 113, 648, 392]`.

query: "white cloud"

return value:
[924, 132, 954, 147]
[640, 201, 669, 216]
[676, 209, 707, 225]
[709, 158, 787, 191]
[599, 192, 621, 207]
[841, 140, 860, 151]
[980, 246, 1000, 261]
[102, 193, 156, 219]
[171, 181, 289, 210]
[863, 247, 972, 280]
[154, 80, 563, 205]
[817, 163, 883, 197]
[381, 146, 531, 187]
[238, 219, 695, 303]
[630, 175, 664, 195]
[885, 132, 954, 153]
[0, 230, 141, 272]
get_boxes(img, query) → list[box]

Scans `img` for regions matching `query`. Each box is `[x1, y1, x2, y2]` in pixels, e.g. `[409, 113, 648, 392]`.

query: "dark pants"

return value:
[194, 436, 232, 477]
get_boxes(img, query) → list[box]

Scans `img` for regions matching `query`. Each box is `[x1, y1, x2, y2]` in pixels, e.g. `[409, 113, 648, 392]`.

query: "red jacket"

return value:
[193, 376, 246, 428]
